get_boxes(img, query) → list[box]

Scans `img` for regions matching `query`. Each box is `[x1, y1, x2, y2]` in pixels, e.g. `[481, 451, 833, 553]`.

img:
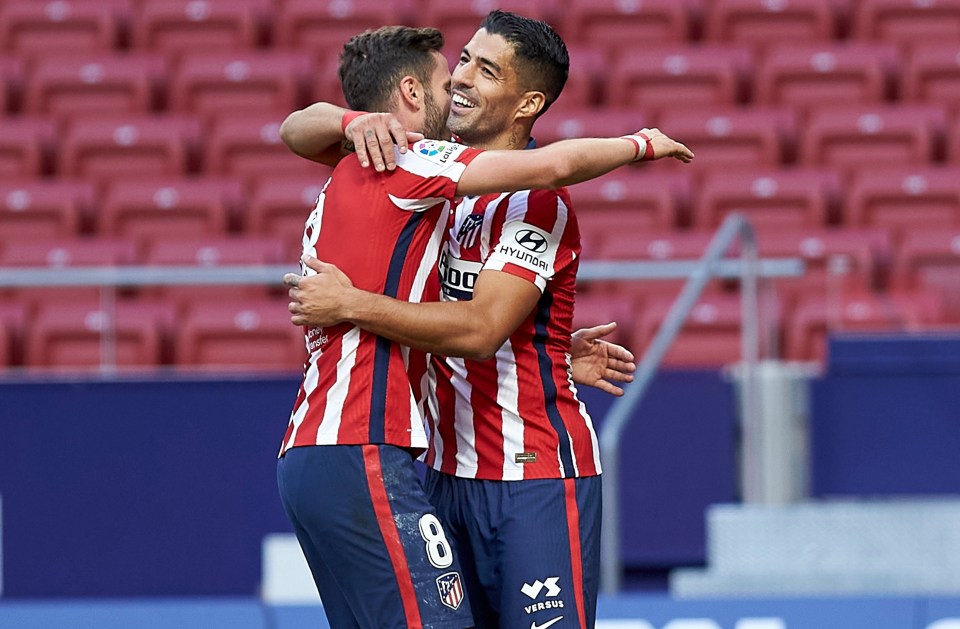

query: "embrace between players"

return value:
[274, 11, 693, 629]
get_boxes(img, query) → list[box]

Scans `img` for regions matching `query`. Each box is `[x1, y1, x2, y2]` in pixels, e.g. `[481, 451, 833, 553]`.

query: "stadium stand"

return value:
[423, 0, 551, 64]
[0, 1, 121, 57]
[902, 44, 960, 113]
[852, 0, 960, 50]
[0, 55, 21, 113]
[132, 0, 259, 57]
[560, 0, 691, 57]
[892, 226, 960, 321]
[246, 174, 331, 256]
[703, 0, 837, 54]
[0, 117, 55, 179]
[203, 114, 319, 180]
[0, 180, 91, 244]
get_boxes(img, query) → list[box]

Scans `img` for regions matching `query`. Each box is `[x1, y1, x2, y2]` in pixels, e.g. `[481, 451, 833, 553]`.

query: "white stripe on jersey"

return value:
[565, 352, 603, 474]
[412, 208, 446, 303]
[449, 357, 479, 477]
[426, 362, 444, 464]
[315, 326, 361, 444]
[388, 194, 449, 212]
[283, 351, 321, 453]
[496, 338, 526, 481]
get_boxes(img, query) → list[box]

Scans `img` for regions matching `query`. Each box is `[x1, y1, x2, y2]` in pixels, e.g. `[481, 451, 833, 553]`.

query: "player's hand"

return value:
[569, 322, 636, 396]
[344, 113, 424, 172]
[284, 256, 355, 327]
[634, 128, 695, 163]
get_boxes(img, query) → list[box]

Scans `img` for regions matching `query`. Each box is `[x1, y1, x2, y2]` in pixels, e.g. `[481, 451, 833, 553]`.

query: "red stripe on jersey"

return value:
[362, 445, 422, 628]
[564, 479, 587, 629]
[468, 356, 505, 480]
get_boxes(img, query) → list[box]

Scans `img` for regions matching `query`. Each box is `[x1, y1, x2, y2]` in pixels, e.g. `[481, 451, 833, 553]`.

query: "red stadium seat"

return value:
[561, 0, 691, 56]
[204, 115, 325, 180]
[132, 0, 258, 56]
[845, 167, 960, 240]
[0, 319, 10, 367]
[694, 169, 838, 231]
[853, 0, 960, 50]
[246, 174, 333, 257]
[0, 56, 22, 113]
[607, 46, 751, 116]
[423, 0, 552, 62]
[308, 54, 347, 108]
[755, 44, 898, 111]
[533, 107, 651, 147]
[554, 46, 609, 110]
[272, 0, 402, 61]
[571, 292, 637, 347]
[0, 117, 55, 180]
[798, 105, 943, 173]
[634, 293, 779, 367]
[23, 53, 166, 119]
[59, 115, 201, 182]
[0, 180, 91, 244]
[656, 107, 796, 172]
[0, 1, 120, 57]
[950, 118, 960, 164]
[0, 302, 27, 367]
[571, 170, 685, 253]
[757, 227, 891, 309]
[175, 298, 305, 370]
[785, 289, 945, 361]
[99, 178, 240, 246]
[169, 51, 311, 121]
[704, 0, 837, 53]
[893, 226, 960, 321]
[24, 300, 172, 369]
[903, 45, 960, 113]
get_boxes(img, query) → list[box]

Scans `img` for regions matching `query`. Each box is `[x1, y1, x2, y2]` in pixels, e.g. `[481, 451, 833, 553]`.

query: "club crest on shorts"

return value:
[436, 571, 464, 610]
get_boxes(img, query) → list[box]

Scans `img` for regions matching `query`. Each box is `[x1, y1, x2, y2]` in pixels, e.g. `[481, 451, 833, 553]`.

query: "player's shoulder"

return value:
[403, 139, 477, 168]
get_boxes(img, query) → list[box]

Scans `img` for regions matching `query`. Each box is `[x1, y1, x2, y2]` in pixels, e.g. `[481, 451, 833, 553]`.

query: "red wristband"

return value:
[341, 110, 367, 133]
[637, 132, 656, 160]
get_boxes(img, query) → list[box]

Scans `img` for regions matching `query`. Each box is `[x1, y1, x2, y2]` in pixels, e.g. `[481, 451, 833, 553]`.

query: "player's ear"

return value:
[399, 75, 422, 111]
[516, 91, 546, 121]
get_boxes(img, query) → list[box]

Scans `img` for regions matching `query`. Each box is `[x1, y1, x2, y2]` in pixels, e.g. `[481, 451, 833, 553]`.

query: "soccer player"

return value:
[276, 23, 691, 629]
[283, 12, 694, 629]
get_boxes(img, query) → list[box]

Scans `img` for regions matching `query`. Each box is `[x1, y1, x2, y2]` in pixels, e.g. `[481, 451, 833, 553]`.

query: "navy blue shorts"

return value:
[277, 445, 474, 629]
[423, 469, 602, 629]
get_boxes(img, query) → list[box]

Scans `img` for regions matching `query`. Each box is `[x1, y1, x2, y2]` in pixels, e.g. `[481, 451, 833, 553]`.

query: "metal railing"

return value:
[594, 213, 804, 594]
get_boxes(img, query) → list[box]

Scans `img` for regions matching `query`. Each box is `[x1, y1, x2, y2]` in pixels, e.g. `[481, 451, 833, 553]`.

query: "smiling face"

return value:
[447, 29, 533, 150]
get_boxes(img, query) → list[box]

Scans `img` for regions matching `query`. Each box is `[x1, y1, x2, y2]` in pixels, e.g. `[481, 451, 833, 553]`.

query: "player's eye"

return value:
[458, 54, 468, 65]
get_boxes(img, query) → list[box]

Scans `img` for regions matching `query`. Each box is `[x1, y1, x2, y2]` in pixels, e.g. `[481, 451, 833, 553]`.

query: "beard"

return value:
[422, 90, 449, 140]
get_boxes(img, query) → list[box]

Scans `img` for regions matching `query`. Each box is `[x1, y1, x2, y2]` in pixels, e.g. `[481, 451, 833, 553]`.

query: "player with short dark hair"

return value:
[276, 22, 691, 629]
[284, 12, 693, 629]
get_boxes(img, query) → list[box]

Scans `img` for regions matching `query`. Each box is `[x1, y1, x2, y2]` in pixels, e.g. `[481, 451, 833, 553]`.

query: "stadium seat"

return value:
[571, 170, 684, 253]
[0, 180, 91, 244]
[607, 46, 751, 116]
[656, 107, 796, 172]
[561, 0, 691, 56]
[99, 178, 239, 247]
[950, 118, 960, 164]
[704, 0, 836, 53]
[174, 298, 305, 370]
[272, 0, 403, 61]
[246, 175, 333, 258]
[0, 302, 27, 367]
[204, 115, 324, 180]
[169, 51, 312, 121]
[0, 1, 120, 57]
[0, 117, 55, 180]
[308, 54, 348, 108]
[24, 300, 172, 368]
[570, 292, 637, 347]
[845, 167, 960, 240]
[59, 115, 201, 182]
[754, 44, 898, 111]
[554, 46, 608, 110]
[853, 0, 960, 50]
[0, 319, 10, 367]
[893, 227, 960, 321]
[785, 289, 945, 361]
[423, 0, 552, 63]
[23, 53, 166, 119]
[132, 0, 259, 56]
[694, 169, 838, 232]
[756, 227, 891, 309]
[798, 105, 944, 173]
[903, 44, 960, 113]
[532, 107, 652, 147]
[0, 56, 22, 113]
[633, 293, 779, 367]
[142, 236, 287, 308]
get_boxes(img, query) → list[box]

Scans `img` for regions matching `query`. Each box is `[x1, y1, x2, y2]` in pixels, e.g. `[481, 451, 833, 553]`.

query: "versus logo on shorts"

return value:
[521, 577, 565, 615]
[436, 572, 464, 610]
[416, 140, 457, 164]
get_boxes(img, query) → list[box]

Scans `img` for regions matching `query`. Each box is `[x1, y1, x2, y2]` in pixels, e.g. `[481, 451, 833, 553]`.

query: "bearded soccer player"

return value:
[283, 12, 694, 629]
[276, 22, 692, 629]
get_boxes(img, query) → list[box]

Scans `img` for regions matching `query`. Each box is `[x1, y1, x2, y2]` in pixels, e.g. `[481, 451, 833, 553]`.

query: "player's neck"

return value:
[469, 125, 532, 151]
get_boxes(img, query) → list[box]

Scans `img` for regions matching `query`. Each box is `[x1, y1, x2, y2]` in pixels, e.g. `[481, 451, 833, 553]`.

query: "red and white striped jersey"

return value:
[424, 188, 602, 481]
[280, 140, 482, 456]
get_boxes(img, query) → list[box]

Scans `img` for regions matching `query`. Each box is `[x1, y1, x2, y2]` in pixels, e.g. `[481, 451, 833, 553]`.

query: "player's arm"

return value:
[287, 259, 539, 360]
[280, 104, 420, 170]
[455, 128, 694, 197]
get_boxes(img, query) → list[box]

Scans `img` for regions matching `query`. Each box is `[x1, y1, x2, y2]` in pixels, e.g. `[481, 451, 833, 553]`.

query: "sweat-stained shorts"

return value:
[423, 468, 602, 629]
[277, 444, 474, 629]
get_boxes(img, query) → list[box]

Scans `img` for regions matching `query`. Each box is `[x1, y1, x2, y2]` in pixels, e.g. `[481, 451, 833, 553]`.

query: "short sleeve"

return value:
[382, 140, 483, 212]
[482, 189, 577, 293]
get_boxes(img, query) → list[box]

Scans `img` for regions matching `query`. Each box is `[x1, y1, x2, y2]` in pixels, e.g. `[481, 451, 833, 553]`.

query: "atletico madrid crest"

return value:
[436, 572, 464, 610]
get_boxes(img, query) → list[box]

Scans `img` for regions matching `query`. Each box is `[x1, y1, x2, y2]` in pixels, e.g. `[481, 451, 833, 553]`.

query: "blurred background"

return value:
[1, 0, 960, 627]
